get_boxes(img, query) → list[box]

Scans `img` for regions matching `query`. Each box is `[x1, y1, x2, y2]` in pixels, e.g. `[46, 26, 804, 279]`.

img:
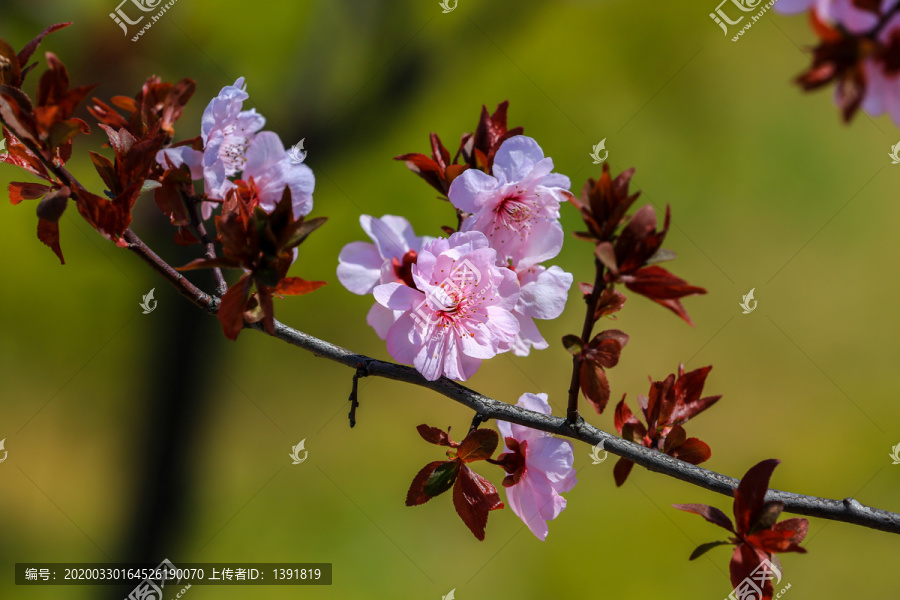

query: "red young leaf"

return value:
[452, 465, 504, 541]
[671, 437, 712, 465]
[613, 457, 634, 487]
[729, 543, 771, 595]
[217, 274, 251, 341]
[772, 517, 809, 545]
[415, 424, 454, 447]
[672, 503, 734, 533]
[580, 357, 610, 414]
[406, 461, 451, 506]
[37, 217, 63, 264]
[17, 22, 72, 71]
[456, 428, 499, 463]
[623, 265, 706, 325]
[584, 329, 629, 368]
[8, 182, 50, 204]
[734, 459, 780, 535]
[272, 277, 327, 297]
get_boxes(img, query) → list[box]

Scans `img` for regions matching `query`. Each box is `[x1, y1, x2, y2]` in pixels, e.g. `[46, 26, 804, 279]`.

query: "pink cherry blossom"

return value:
[156, 77, 265, 219]
[510, 264, 573, 356]
[774, 0, 882, 33]
[337, 215, 433, 338]
[496, 393, 577, 541]
[448, 135, 570, 268]
[240, 131, 315, 219]
[373, 231, 520, 381]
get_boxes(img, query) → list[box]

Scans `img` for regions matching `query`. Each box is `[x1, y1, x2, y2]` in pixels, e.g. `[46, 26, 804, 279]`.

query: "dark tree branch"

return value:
[117, 226, 900, 536]
[124, 229, 218, 314]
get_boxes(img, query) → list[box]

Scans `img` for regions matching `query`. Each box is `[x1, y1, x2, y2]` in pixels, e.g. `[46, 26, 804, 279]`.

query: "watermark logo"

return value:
[411, 259, 481, 335]
[290, 439, 308, 464]
[442, 589, 456, 600]
[288, 139, 307, 165]
[140, 288, 157, 314]
[890, 443, 900, 465]
[589, 440, 608, 464]
[110, 0, 163, 35]
[439, 0, 457, 13]
[727, 558, 787, 600]
[710, 0, 776, 41]
[0, 439, 7, 464]
[889, 142, 900, 164]
[589, 139, 608, 164]
[125, 558, 188, 600]
[739, 288, 757, 314]
[111, 0, 183, 41]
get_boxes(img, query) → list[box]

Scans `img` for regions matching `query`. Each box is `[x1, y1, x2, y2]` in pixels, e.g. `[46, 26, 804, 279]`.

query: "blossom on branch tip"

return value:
[495, 393, 577, 541]
[373, 231, 520, 381]
[449, 135, 570, 269]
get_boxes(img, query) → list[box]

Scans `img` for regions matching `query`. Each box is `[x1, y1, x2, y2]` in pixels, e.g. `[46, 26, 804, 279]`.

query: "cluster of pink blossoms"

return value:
[339, 134, 577, 539]
[337, 135, 572, 381]
[156, 77, 315, 221]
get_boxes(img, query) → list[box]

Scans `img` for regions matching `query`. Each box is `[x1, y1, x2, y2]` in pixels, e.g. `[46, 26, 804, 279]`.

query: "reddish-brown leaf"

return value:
[672, 503, 735, 533]
[613, 457, 634, 487]
[671, 437, 711, 466]
[773, 517, 809, 545]
[452, 465, 504, 541]
[416, 424, 454, 447]
[17, 23, 72, 71]
[405, 461, 450, 506]
[584, 329, 628, 368]
[580, 357, 611, 414]
[729, 543, 771, 596]
[613, 396, 637, 435]
[456, 428, 499, 463]
[217, 274, 251, 341]
[37, 218, 63, 264]
[35, 186, 69, 222]
[734, 459, 780, 535]
[670, 365, 721, 423]
[8, 182, 50, 204]
[271, 277, 327, 297]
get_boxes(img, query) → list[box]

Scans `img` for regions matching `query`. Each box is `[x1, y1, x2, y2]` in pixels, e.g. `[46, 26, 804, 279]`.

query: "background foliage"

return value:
[1, 0, 898, 598]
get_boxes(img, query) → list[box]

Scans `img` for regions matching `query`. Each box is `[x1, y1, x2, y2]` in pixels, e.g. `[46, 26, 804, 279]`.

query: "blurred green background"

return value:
[1, 0, 899, 598]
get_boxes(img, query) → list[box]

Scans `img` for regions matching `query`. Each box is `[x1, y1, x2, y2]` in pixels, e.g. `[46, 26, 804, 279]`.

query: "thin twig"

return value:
[181, 191, 227, 297]
[124, 229, 218, 314]
[566, 257, 606, 422]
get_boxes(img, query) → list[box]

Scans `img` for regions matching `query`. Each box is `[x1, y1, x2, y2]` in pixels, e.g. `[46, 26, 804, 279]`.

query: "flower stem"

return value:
[566, 257, 606, 423]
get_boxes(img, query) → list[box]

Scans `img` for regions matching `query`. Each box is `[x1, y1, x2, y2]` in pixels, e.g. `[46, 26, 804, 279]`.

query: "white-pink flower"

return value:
[510, 265, 573, 357]
[156, 78, 314, 219]
[156, 77, 265, 219]
[448, 135, 570, 268]
[373, 231, 520, 381]
[775, 0, 882, 33]
[337, 215, 433, 338]
[497, 393, 577, 541]
[241, 131, 315, 219]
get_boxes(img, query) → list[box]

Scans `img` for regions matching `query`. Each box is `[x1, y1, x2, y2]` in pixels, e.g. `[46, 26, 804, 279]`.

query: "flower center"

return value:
[495, 192, 533, 229]
[497, 438, 527, 487]
[219, 122, 250, 174]
[392, 250, 418, 289]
